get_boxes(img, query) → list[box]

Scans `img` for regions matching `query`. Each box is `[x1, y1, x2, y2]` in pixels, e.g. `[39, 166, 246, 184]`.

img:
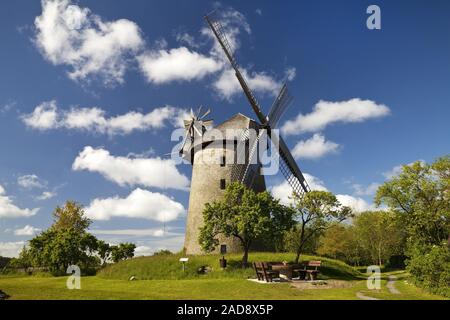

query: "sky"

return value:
[0, 0, 449, 257]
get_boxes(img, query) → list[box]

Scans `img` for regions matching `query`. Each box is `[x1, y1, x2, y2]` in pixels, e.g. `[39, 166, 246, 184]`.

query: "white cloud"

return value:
[175, 32, 198, 48]
[282, 98, 391, 135]
[138, 47, 222, 84]
[271, 174, 373, 213]
[72, 146, 189, 190]
[91, 228, 166, 237]
[292, 133, 339, 160]
[351, 183, 380, 196]
[271, 173, 328, 206]
[22, 101, 184, 135]
[21, 100, 59, 130]
[255, 9, 263, 16]
[0, 185, 39, 218]
[35, 191, 57, 201]
[14, 225, 41, 236]
[34, 0, 144, 85]
[213, 68, 282, 100]
[17, 174, 47, 189]
[336, 194, 374, 213]
[0, 241, 25, 258]
[85, 188, 185, 221]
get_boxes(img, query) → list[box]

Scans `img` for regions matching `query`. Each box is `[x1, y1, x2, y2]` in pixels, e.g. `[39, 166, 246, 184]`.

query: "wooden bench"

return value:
[293, 261, 321, 281]
[253, 262, 280, 282]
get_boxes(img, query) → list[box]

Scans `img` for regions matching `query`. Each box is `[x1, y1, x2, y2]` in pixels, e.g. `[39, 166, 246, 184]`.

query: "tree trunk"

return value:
[242, 247, 249, 268]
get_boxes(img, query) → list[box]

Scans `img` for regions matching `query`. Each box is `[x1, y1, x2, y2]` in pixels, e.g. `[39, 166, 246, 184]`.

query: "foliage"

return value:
[290, 191, 352, 263]
[407, 242, 450, 297]
[153, 249, 173, 256]
[199, 182, 294, 266]
[111, 243, 136, 263]
[52, 201, 91, 233]
[353, 211, 405, 266]
[12, 201, 135, 275]
[375, 157, 450, 246]
[375, 156, 450, 295]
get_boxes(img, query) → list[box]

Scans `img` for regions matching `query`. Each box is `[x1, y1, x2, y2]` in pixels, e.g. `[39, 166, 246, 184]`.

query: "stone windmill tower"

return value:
[181, 13, 311, 255]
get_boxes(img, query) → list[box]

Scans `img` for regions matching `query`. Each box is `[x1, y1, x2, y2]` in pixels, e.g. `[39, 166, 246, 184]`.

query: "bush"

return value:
[407, 242, 450, 297]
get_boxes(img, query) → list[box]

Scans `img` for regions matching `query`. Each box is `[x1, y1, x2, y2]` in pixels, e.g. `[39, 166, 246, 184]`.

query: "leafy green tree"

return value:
[375, 156, 450, 295]
[291, 191, 352, 264]
[375, 157, 450, 246]
[52, 201, 91, 233]
[97, 240, 112, 266]
[317, 224, 356, 262]
[199, 182, 294, 266]
[353, 211, 404, 266]
[111, 243, 136, 263]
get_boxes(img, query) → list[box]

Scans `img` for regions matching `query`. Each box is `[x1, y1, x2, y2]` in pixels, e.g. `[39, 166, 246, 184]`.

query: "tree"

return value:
[111, 243, 136, 263]
[17, 201, 136, 274]
[199, 182, 294, 266]
[353, 211, 404, 266]
[375, 156, 450, 296]
[97, 240, 112, 266]
[317, 224, 356, 262]
[291, 191, 352, 264]
[375, 157, 450, 246]
[52, 201, 91, 233]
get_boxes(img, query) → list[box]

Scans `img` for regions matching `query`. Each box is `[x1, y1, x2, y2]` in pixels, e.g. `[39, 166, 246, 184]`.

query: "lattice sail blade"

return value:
[268, 84, 294, 128]
[205, 13, 268, 125]
[274, 134, 311, 196]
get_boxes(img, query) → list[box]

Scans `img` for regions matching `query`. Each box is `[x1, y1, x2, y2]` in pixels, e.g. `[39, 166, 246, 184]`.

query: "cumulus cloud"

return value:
[213, 68, 282, 100]
[292, 134, 339, 160]
[21, 100, 58, 130]
[22, 101, 184, 135]
[35, 191, 57, 201]
[282, 98, 390, 135]
[0, 241, 25, 258]
[85, 188, 185, 221]
[72, 146, 189, 190]
[271, 173, 328, 206]
[14, 225, 41, 236]
[336, 194, 374, 213]
[175, 32, 198, 48]
[351, 183, 380, 196]
[0, 184, 39, 218]
[270, 174, 373, 213]
[34, 0, 144, 85]
[17, 174, 47, 189]
[138, 47, 222, 84]
[33, 2, 290, 100]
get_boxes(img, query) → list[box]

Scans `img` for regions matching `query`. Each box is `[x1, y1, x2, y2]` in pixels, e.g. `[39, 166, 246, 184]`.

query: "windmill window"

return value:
[220, 155, 226, 167]
[220, 179, 226, 190]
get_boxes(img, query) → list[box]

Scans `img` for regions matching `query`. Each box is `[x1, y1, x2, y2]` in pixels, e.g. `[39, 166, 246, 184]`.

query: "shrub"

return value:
[407, 242, 450, 297]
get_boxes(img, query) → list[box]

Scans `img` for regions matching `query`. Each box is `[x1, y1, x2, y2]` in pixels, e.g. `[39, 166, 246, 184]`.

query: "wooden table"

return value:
[270, 264, 294, 280]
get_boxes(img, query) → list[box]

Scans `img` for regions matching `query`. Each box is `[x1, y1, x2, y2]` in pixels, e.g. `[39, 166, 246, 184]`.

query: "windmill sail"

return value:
[205, 12, 310, 196]
[268, 84, 293, 128]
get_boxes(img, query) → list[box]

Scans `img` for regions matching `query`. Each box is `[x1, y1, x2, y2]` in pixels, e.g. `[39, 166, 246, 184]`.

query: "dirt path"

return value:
[356, 291, 379, 300]
[387, 275, 401, 294]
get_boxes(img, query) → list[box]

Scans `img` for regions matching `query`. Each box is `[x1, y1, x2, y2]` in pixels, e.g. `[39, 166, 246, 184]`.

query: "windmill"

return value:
[204, 12, 311, 199]
[182, 13, 311, 255]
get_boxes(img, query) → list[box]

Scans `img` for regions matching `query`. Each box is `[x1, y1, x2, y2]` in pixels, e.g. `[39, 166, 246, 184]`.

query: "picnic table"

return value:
[270, 263, 294, 280]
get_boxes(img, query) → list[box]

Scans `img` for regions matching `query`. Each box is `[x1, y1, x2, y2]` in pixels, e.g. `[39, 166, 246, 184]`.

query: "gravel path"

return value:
[387, 275, 401, 294]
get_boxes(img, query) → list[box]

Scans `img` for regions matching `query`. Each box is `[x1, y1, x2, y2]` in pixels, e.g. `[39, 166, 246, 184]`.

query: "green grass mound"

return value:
[98, 252, 362, 281]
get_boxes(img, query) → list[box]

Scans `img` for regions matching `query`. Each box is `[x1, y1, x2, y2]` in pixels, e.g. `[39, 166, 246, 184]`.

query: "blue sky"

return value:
[1, 0, 449, 257]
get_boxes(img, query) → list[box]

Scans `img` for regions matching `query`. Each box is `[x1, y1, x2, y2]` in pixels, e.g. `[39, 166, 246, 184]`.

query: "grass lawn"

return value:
[0, 253, 447, 300]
